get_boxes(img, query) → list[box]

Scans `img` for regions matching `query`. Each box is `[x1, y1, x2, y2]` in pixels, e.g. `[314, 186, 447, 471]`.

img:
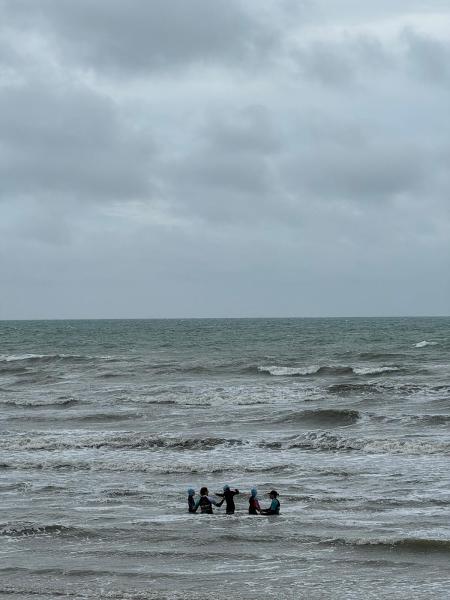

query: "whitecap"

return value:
[414, 340, 437, 348]
[353, 366, 400, 375]
[258, 365, 319, 376]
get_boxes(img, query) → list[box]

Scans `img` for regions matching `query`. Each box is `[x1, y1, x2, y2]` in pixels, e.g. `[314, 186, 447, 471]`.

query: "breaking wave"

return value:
[0, 432, 245, 452]
[258, 365, 400, 377]
[352, 366, 400, 375]
[0, 353, 114, 364]
[3, 428, 448, 461]
[414, 340, 438, 348]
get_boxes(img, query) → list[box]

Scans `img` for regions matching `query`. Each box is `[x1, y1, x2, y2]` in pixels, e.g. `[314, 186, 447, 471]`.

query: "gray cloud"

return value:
[294, 36, 391, 87]
[282, 140, 427, 202]
[0, 80, 156, 201]
[0, 0, 276, 75]
[403, 29, 450, 83]
[0, 0, 449, 318]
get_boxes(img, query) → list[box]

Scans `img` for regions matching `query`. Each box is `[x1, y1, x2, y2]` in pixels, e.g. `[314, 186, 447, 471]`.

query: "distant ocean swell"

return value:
[0, 353, 422, 379]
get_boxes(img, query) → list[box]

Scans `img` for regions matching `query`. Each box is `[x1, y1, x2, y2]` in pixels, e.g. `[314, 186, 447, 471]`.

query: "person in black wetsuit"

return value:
[193, 487, 222, 514]
[216, 484, 240, 514]
[260, 490, 280, 515]
[187, 488, 196, 513]
[248, 488, 261, 515]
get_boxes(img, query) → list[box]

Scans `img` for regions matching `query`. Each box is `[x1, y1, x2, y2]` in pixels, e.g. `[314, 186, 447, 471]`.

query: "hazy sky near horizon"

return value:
[1, 0, 449, 318]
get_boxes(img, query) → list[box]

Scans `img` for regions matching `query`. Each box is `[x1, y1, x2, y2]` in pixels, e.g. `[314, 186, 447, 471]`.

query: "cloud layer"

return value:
[1, 0, 449, 317]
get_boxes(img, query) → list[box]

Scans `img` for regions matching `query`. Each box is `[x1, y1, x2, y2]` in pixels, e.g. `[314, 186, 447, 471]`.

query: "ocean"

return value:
[0, 317, 449, 599]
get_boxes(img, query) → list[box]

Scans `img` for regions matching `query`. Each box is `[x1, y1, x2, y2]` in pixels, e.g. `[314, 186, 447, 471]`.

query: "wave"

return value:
[287, 431, 450, 455]
[327, 383, 382, 395]
[158, 463, 293, 476]
[407, 414, 450, 426]
[414, 340, 438, 348]
[274, 409, 360, 426]
[258, 365, 400, 377]
[0, 353, 116, 365]
[0, 523, 90, 538]
[0, 365, 29, 375]
[328, 536, 450, 553]
[0, 459, 289, 475]
[3, 413, 141, 425]
[72, 412, 140, 422]
[0, 432, 245, 452]
[358, 352, 408, 360]
[9, 374, 63, 386]
[103, 489, 143, 497]
[0, 583, 207, 599]
[0, 396, 78, 408]
[370, 413, 450, 427]
[98, 372, 124, 379]
[330, 381, 445, 397]
[352, 366, 400, 375]
[258, 365, 322, 376]
[2, 426, 449, 456]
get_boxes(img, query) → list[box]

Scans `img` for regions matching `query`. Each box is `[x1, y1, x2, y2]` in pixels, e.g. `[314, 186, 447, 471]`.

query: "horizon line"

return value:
[0, 314, 449, 322]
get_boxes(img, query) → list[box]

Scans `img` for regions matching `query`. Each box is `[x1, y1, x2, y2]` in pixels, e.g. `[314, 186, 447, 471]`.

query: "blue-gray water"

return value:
[1, 317, 449, 599]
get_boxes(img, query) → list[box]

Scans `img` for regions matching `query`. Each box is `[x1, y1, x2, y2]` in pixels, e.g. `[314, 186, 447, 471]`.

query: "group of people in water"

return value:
[187, 485, 280, 515]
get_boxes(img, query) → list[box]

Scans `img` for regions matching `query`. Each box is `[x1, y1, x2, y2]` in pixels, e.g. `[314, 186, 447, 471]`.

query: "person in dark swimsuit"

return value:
[187, 488, 196, 513]
[260, 490, 280, 515]
[216, 484, 240, 514]
[248, 488, 261, 515]
[193, 487, 222, 514]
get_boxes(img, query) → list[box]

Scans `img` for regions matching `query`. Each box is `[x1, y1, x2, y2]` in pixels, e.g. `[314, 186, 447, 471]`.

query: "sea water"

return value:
[0, 318, 449, 599]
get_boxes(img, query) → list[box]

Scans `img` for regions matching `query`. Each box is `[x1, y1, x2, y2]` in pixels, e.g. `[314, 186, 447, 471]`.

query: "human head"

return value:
[200, 487, 208, 496]
[250, 488, 257, 497]
[269, 489, 278, 499]
[188, 488, 195, 497]
[223, 484, 230, 491]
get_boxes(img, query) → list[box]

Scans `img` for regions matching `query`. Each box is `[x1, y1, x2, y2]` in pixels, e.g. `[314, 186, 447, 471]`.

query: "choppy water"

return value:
[1, 317, 449, 599]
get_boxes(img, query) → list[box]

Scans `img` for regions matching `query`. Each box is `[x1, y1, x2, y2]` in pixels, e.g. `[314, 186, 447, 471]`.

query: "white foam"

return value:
[0, 353, 47, 362]
[258, 365, 319, 376]
[353, 366, 400, 375]
[414, 340, 437, 348]
[0, 353, 116, 362]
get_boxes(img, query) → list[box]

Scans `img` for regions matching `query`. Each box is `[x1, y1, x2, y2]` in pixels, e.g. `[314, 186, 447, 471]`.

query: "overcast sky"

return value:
[1, 0, 449, 319]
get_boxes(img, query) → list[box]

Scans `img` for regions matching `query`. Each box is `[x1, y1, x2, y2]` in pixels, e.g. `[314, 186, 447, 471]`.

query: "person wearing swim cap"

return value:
[260, 490, 280, 515]
[187, 488, 196, 513]
[216, 484, 240, 514]
[248, 488, 261, 515]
